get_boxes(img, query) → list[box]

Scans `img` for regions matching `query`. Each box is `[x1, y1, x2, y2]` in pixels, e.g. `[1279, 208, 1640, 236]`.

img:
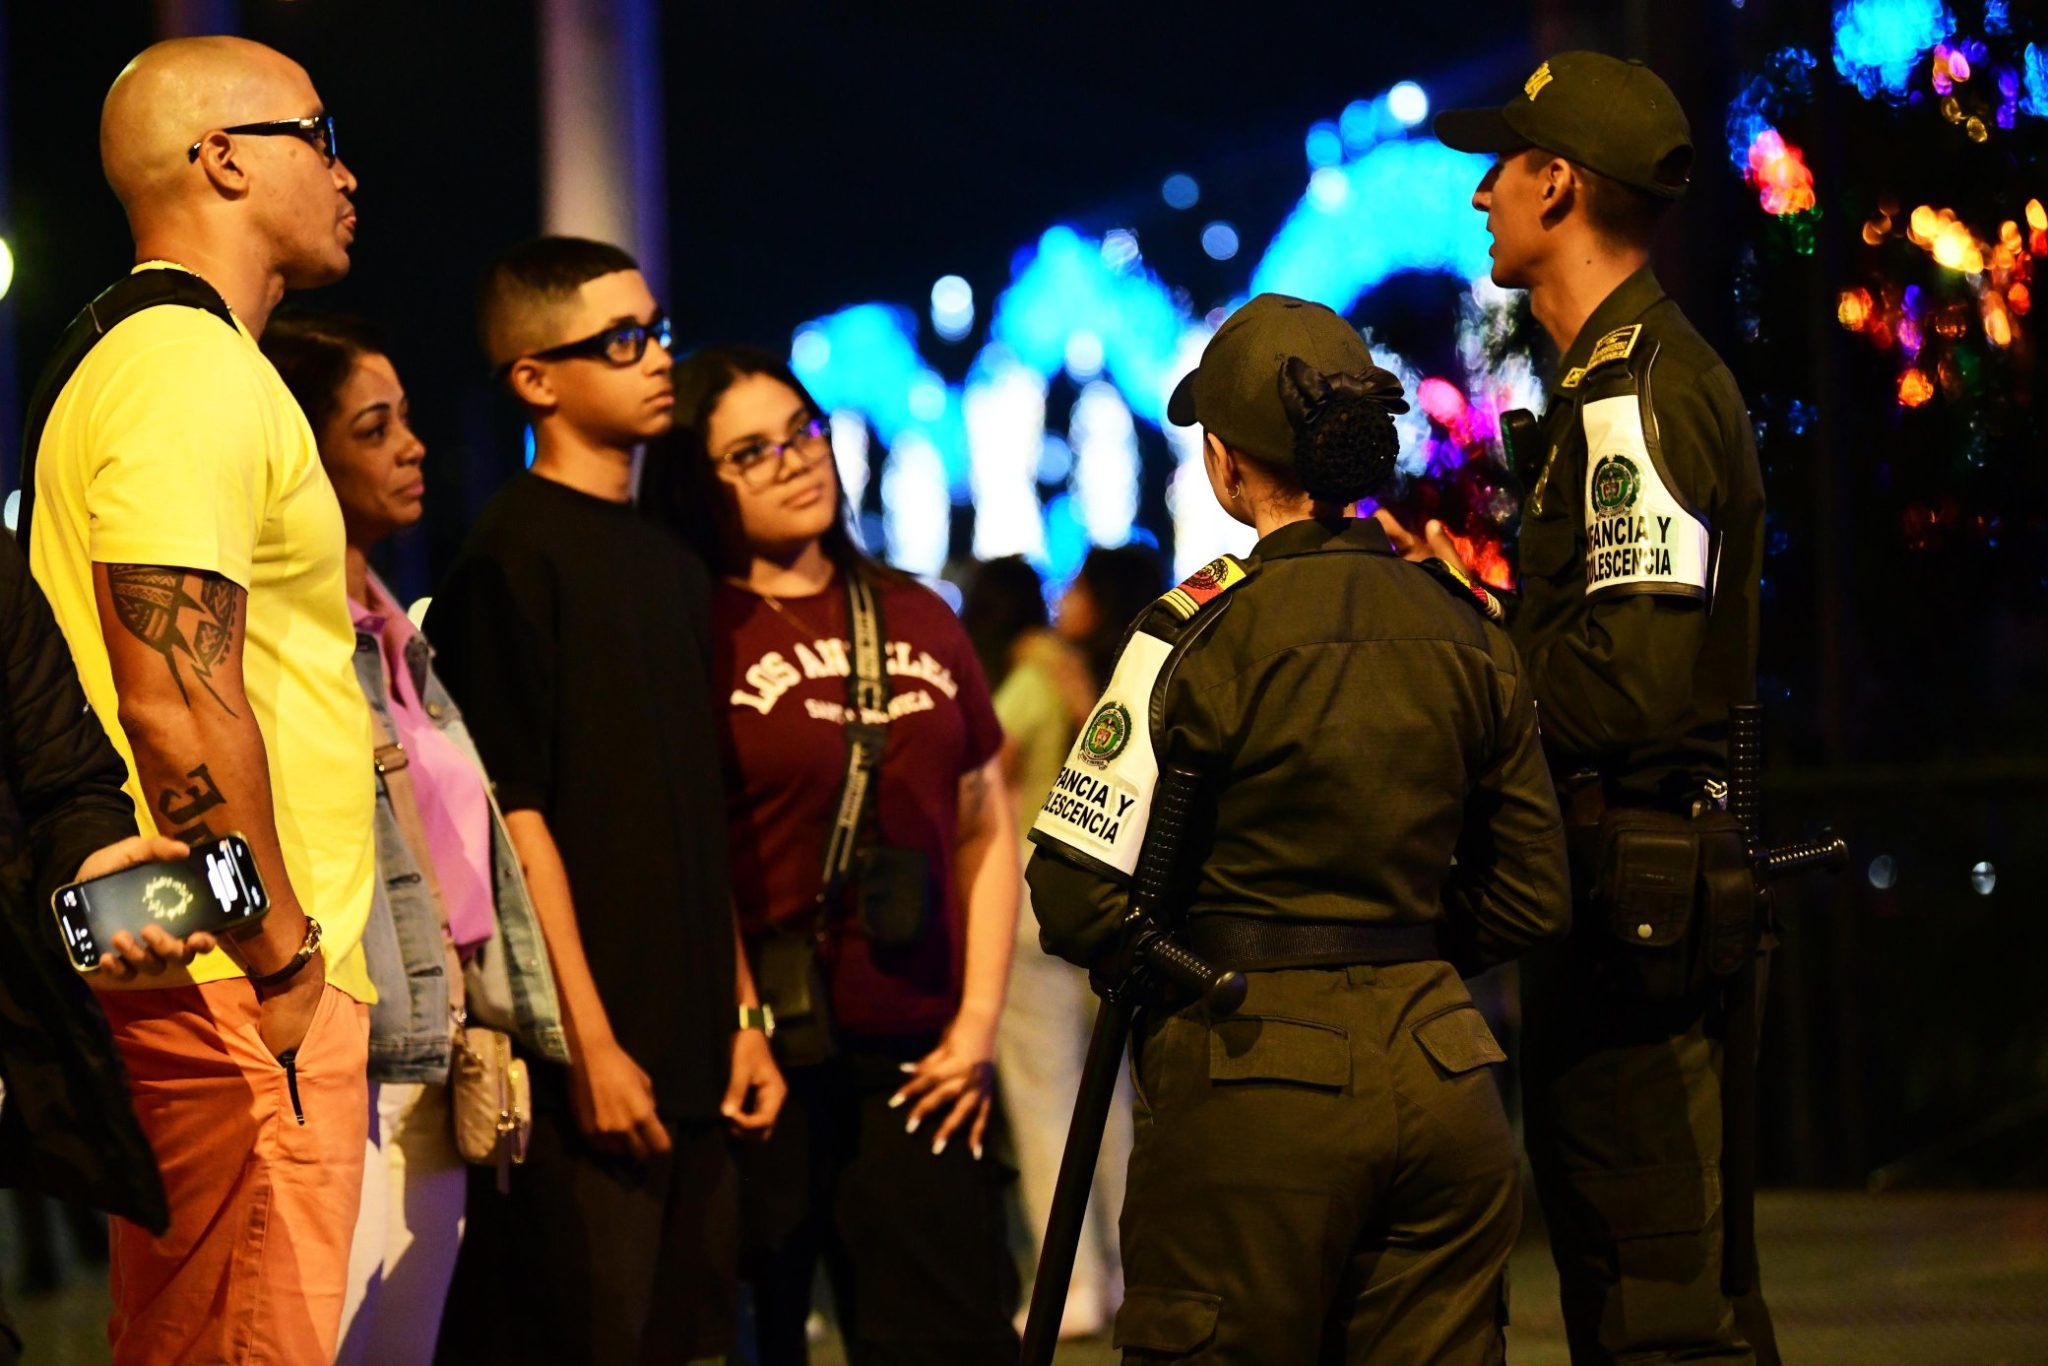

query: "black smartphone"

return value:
[50, 833, 268, 973]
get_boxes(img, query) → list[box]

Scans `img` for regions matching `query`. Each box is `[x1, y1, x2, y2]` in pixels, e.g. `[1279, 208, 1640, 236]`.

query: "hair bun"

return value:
[1278, 357, 1406, 503]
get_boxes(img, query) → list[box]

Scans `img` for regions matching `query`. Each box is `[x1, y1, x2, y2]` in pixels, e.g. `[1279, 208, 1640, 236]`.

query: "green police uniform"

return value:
[1440, 53, 1775, 1365]
[1026, 295, 1572, 1364]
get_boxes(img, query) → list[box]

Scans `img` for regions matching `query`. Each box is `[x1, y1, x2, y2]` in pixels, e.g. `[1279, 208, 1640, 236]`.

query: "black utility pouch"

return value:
[1595, 809, 1702, 1007]
[1692, 812, 1760, 978]
[855, 843, 932, 948]
[753, 934, 837, 1068]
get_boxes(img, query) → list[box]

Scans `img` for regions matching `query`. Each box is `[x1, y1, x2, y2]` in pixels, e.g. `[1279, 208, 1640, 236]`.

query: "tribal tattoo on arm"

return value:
[105, 565, 240, 717]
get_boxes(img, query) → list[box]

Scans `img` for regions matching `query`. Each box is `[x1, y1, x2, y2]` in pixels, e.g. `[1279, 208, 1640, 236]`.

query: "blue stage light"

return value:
[1161, 173, 1200, 209]
[988, 225, 1187, 424]
[1339, 99, 1379, 152]
[1305, 122, 1344, 169]
[930, 274, 975, 342]
[1388, 81, 1430, 127]
[1201, 221, 1240, 260]
[1832, 0, 1953, 100]
[1252, 138, 1493, 314]
[2023, 42, 2048, 118]
[791, 302, 968, 491]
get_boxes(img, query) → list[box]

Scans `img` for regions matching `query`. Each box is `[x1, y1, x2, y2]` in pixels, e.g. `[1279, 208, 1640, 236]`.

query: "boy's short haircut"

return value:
[479, 235, 641, 373]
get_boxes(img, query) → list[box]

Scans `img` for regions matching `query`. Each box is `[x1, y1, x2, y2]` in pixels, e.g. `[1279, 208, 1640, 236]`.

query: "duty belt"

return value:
[1184, 915, 1445, 973]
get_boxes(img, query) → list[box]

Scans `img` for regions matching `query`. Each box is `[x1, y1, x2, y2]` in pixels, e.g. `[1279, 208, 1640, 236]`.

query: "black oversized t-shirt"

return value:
[428, 472, 734, 1118]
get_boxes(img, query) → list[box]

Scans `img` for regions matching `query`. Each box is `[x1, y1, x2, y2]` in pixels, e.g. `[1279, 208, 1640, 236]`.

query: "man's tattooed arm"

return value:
[93, 563, 311, 975]
[105, 564, 240, 715]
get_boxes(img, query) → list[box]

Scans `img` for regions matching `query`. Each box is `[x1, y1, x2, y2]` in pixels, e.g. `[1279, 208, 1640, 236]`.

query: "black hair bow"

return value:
[1279, 355, 1411, 431]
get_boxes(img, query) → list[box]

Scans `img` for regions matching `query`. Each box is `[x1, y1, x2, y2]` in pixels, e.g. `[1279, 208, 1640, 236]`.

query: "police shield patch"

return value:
[1030, 630, 1170, 879]
[1079, 701, 1132, 769]
[1590, 454, 1641, 515]
[1580, 394, 1710, 600]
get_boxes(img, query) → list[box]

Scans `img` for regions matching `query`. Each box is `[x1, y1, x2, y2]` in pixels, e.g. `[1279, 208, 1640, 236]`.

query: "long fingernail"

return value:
[899, 1062, 918, 1073]
[905, 1115, 920, 1134]
[972, 1141, 984, 1161]
[887, 1092, 906, 1109]
[932, 1137, 947, 1156]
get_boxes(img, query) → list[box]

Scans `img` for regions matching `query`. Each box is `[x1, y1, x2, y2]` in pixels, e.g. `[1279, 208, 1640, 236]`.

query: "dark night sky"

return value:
[663, 1, 1533, 347]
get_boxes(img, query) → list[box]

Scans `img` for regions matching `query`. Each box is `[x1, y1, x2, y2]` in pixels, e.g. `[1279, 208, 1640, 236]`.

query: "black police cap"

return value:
[1434, 51, 1694, 199]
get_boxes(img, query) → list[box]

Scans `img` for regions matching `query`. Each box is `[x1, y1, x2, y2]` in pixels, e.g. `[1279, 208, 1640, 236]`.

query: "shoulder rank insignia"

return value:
[1584, 324, 1643, 373]
[1419, 556, 1507, 624]
[1159, 554, 1249, 621]
[1559, 365, 1588, 390]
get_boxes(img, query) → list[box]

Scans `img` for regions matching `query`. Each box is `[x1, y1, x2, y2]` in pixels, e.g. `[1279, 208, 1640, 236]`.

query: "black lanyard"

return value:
[818, 569, 890, 902]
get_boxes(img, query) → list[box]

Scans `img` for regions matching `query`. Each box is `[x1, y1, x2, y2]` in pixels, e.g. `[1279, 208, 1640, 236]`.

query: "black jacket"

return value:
[0, 532, 165, 1232]
[1028, 516, 1571, 971]
[1512, 267, 1764, 805]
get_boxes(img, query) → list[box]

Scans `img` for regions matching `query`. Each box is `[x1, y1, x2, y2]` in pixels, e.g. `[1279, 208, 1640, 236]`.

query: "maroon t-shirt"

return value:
[713, 573, 1003, 1036]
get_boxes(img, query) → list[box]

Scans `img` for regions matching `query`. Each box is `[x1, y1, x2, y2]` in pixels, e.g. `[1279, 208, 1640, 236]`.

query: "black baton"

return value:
[1720, 704, 1845, 1298]
[1020, 766, 1245, 1365]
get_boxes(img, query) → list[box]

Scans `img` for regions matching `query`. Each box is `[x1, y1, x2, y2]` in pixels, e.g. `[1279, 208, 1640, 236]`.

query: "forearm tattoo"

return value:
[107, 565, 239, 716]
[157, 762, 227, 842]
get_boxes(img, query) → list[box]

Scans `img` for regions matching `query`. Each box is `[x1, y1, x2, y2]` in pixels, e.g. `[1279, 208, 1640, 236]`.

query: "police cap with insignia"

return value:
[1433, 50, 1694, 200]
[1167, 293, 1407, 477]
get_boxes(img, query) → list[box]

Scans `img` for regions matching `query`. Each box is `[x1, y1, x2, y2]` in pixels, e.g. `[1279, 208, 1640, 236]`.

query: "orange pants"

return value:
[97, 979, 369, 1365]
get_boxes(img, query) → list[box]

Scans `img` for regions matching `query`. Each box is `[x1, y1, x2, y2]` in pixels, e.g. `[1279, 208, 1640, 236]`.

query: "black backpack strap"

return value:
[15, 271, 235, 548]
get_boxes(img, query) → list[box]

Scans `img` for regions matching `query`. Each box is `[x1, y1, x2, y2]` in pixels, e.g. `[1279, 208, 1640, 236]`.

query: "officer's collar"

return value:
[1251, 514, 1395, 563]
[1550, 265, 1667, 398]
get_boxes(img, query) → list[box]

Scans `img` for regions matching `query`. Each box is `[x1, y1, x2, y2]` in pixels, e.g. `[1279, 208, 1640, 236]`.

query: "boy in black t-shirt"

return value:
[430, 237, 784, 1366]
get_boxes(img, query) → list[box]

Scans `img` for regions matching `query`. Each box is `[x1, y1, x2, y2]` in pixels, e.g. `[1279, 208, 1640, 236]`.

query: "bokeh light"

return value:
[1387, 81, 1430, 128]
[1160, 173, 1199, 210]
[930, 274, 974, 342]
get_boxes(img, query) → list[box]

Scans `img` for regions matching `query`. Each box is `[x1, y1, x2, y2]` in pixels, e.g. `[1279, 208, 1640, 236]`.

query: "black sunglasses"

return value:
[495, 311, 673, 381]
[188, 114, 339, 166]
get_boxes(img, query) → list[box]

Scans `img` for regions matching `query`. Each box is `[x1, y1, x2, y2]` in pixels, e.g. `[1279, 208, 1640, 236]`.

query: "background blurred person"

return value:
[644, 345, 1021, 1365]
[262, 314, 571, 1365]
[1055, 547, 1172, 702]
[960, 549, 1162, 1338]
[430, 238, 782, 1366]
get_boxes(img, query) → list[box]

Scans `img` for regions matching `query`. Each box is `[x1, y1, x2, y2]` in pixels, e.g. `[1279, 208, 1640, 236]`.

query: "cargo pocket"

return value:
[1563, 1164, 1724, 1346]
[1113, 1285, 1221, 1356]
[1562, 1162, 1711, 1241]
[1207, 1016, 1349, 1090]
[1412, 1004, 1507, 1077]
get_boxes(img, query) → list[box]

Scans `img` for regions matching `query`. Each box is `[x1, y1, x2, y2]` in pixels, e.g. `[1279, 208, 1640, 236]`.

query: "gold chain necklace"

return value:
[732, 577, 831, 639]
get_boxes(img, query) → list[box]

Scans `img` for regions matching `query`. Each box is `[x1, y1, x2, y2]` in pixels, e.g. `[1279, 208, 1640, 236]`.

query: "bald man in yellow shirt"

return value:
[27, 36, 375, 1364]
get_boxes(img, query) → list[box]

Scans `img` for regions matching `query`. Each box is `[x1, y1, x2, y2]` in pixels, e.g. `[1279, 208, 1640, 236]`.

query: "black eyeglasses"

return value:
[188, 114, 339, 166]
[714, 416, 833, 490]
[497, 312, 672, 381]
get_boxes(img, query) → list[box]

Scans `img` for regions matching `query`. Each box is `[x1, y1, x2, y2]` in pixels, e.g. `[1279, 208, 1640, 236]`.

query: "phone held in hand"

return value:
[50, 833, 269, 973]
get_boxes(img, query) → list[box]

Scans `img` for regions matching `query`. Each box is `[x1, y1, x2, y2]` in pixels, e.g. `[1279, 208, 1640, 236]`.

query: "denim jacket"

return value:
[352, 585, 570, 1082]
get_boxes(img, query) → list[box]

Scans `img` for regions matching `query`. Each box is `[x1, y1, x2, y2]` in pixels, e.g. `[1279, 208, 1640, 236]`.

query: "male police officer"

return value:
[1397, 52, 1776, 1364]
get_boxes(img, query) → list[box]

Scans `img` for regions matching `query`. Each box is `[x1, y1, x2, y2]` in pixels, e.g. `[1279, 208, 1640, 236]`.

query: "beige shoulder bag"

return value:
[371, 699, 531, 1189]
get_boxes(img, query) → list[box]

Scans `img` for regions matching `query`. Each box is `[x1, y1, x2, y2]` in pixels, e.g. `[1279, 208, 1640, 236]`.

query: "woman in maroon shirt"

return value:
[641, 347, 1020, 1364]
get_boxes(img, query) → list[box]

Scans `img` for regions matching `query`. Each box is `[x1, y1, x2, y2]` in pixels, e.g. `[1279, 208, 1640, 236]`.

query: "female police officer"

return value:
[1025, 293, 1571, 1364]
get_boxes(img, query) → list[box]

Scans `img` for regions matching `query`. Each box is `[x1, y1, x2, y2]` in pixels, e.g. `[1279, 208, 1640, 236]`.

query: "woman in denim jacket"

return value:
[263, 315, 568, 1365]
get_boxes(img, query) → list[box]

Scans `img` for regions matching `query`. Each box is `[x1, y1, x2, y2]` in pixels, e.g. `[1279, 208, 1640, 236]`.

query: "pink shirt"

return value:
[352, 576, 496, 953]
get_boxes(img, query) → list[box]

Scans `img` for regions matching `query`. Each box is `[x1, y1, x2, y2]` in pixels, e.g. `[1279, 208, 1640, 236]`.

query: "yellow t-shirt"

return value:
[29, 262, 376, 1001]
